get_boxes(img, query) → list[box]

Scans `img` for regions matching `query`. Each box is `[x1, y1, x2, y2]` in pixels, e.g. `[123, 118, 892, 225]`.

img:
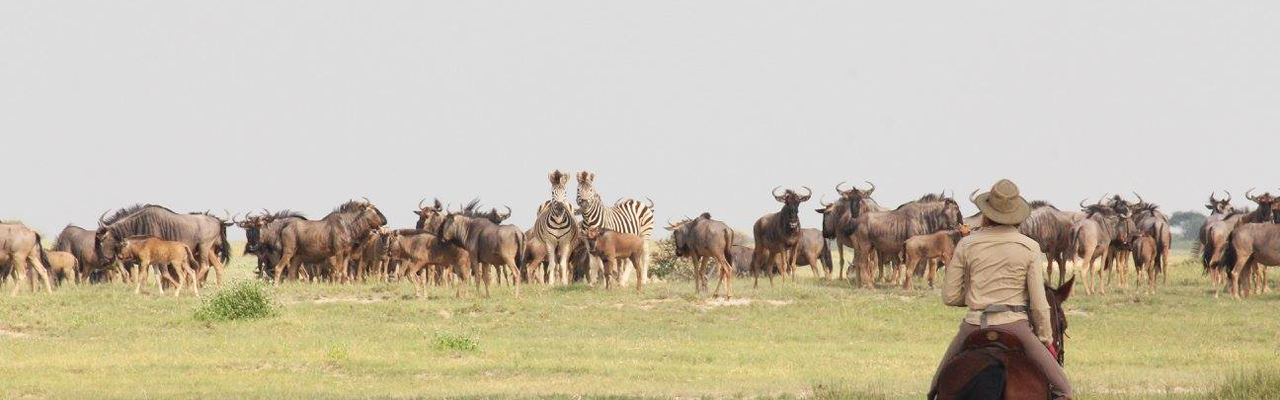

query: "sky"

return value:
[2, 1, 1277, 240]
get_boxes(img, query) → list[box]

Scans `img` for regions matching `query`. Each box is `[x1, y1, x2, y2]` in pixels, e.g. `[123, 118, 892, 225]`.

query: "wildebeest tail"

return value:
[218, 223, 231, 264]
[723, 228, 735, 271]
[1220, 230, 1240, 276]
[516, 230, 526, 275]
[1153, 225, 1166, 273]
[1193, 240, 1209, 272]
[184, 244, 198, 267]
[821, 237, 834, 274]
[35, 232, 52, 271]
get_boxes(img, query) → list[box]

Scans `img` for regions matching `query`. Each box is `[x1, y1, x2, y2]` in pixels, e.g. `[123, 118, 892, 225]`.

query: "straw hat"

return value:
[971, 179, 1031, 225]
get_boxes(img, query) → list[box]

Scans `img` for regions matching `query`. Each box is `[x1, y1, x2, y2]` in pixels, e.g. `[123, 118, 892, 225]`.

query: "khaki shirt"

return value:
[943, 225, 1053, 343]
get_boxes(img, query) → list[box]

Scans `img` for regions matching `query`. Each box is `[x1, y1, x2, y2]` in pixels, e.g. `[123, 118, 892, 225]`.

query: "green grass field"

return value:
[2, 249, 1278, 399]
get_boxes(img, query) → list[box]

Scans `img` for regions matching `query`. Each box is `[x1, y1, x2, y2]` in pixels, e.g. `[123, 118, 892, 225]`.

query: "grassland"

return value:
[1, 249, 1278, 399]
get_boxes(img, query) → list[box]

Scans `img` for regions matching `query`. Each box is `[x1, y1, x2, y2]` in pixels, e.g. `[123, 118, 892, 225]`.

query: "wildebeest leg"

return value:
[206, 244, 226, 285]
[134, 258, 151, 295]
[632, 253, 645, 293]
[9, 257, 29, 296]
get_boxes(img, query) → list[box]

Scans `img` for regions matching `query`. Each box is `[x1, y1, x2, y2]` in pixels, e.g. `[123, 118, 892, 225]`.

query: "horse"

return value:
[932, 277, 1074, 400]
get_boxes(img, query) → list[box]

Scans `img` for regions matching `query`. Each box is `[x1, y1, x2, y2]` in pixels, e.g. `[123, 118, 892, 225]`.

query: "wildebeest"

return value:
[729, 245, 754, 276]
[1, 222, 53, 295]
[791, 228, 833, 280]
[752, 187, 811, 288]
[53, 224, 113, 283]
[522, 228, 548, 283]
[1244, 188, 1280, 223]
[385, 229, 471, 298]
[901, 224, 970, 289]
[582, 227, 647, 291]
[667, 212, 736, 297]
[272, 199, 387, 285]
[575, 171, 654, 286]
[413, 198, 447, 231]
[1219, 221, 1280, 299]
[238, 210, 308, 280]
[1017, 201, 1083, 286]
[114, 236, 199, 296]
[816, 182, 886, 281]
[1129, 193, 1171, 285]
[436, 201, 525, 297]
[1198, 192, 1248, 296]
[1071, 200, 1135, 295]
[535, 171, 581, 286]
[95, 205, 231, 288]
[847, 192, 963, 289]
[1128, 234, 1158, 295]
[44, 250, 79, 287]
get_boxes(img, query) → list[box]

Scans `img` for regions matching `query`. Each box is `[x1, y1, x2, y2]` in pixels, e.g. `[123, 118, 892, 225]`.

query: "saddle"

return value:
[934, 329, 1049, 400]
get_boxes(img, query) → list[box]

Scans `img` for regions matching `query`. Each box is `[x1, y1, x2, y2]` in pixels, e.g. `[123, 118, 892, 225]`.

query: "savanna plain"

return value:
[2, 247, 1278, 400]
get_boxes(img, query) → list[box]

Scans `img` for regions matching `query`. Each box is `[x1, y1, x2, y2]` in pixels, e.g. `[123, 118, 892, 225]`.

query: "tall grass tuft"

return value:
[194, 280, 276, 322]
[1211, 368, 1280, 400]
[432, 329, 479, 352]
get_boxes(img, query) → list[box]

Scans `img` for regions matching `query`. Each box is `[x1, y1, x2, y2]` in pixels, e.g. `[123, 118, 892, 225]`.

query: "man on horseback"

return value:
[929, 179, 1073, 400]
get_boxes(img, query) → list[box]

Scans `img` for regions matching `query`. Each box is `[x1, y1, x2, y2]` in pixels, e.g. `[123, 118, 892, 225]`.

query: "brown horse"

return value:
[932, 277, 1074, 400]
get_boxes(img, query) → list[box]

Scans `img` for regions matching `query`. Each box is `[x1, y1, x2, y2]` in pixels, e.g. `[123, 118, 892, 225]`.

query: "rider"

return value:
[929, 179, 1072, 400]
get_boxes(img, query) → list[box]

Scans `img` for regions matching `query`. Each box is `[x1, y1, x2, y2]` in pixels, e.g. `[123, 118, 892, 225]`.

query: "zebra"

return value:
[533, 170, 580, 285]
[574, 171, 654, 285]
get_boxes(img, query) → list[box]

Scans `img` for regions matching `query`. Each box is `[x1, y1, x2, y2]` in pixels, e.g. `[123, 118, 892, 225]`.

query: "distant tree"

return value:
[1170, 211, 1206, 239]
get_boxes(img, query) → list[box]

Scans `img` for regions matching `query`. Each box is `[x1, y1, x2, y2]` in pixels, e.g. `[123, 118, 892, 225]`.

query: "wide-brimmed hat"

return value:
[971, 179, 1031, 225]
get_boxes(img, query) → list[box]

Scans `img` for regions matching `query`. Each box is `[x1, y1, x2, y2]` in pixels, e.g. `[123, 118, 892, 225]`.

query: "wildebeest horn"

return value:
[261, 208, 272, 218]
[1132, 192, 1145, 205]
[500, 205, 512, 219]
[645, 197, 655, 210]
[222, 209, 232, 221]
[798, 186, 812, 200]
[1209, 192, 1218, 204]
[360, 196, 371, 204]
[1223, 190, 1232, 203]
[1246, 188, 1258, 201]
[863, 181, 876, 195]
[772, 186, 785, 201]
[819, 194, 831, 207]
[230, 213, 241, 224]
[1079, 198, 1089, 209]
[836, 181, 849, 194]
[969, 189, 981, 203]
[98, 209, 111, 226]
[418, 198, 427, 209]
[1097, 194, 1109, 205]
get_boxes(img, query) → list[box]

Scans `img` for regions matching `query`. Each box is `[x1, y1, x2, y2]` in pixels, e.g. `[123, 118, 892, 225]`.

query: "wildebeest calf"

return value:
[583, 227, 647, 292]
[116, 236, 199, 296]
[902, 224, 970, 289]
[385, 229, 470, 298]
[44, 250, 79, 287]
[1129, 234, 1158, 294]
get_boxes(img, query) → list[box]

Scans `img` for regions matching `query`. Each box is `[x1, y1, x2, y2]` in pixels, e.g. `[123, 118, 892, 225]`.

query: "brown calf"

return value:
[582, 227, 647, 292]
[44, 250, 79, 287]
[1129, 235, 1158, 294]
[116, 236, 199, 296]
[902, 224, 971, 289]
[385, 229, 470, 298]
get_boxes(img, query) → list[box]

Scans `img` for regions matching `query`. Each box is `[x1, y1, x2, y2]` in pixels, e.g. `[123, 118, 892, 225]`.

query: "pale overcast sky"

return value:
[2, 1, 1277, 239]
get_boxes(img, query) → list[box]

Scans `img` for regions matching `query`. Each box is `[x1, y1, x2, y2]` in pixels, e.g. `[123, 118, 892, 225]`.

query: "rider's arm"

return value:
[1027, 259, 1053, 344]
[942, 243, 966, 307]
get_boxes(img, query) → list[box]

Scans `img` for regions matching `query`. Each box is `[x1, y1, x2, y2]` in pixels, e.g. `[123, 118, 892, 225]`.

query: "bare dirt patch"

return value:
[308, 296, 385, 304]
[697, 298, 792, 310]
[0, 326, 29, 338]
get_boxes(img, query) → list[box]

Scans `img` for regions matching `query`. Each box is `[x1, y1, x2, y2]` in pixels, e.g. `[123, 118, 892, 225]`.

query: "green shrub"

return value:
[1211, 368, 1280, 400]
[432, 329, 478, 352]
[648, 238, 696, 280]
[194, 280, 276, 322]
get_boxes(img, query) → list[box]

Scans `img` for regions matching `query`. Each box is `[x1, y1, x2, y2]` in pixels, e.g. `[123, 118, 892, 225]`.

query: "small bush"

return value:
[432, 329, 479, 352]
[648, 238, 696, 280]
[1212, 368, 1280, 400]
[194, 280, 276, 322]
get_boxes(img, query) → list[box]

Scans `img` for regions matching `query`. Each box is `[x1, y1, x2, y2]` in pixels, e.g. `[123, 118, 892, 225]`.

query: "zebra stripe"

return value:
[579, 195, 654, 239]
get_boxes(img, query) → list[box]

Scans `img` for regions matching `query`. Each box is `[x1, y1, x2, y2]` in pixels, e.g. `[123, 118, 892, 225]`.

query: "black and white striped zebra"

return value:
[574, 171, 654, 284]
[533, 171, 580, 285]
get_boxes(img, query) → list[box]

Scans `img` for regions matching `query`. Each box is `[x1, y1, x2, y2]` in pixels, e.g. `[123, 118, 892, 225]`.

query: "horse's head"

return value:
[1044, 276, 1075, 366]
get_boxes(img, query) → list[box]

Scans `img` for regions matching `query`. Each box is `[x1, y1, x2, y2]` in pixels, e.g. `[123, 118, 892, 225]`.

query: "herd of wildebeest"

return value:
[2, 171, 1279, 300]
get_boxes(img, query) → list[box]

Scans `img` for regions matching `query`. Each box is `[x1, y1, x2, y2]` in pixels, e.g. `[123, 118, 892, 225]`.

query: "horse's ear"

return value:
[1056, 276, 1075, 302]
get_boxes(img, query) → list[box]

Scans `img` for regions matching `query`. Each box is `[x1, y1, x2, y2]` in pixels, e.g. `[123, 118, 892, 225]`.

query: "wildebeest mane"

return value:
[1028, 200, 1056, 210]
[53, 224, 89, 250]
[270, 210, 307, 221]
[103, 204, 176, 225]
